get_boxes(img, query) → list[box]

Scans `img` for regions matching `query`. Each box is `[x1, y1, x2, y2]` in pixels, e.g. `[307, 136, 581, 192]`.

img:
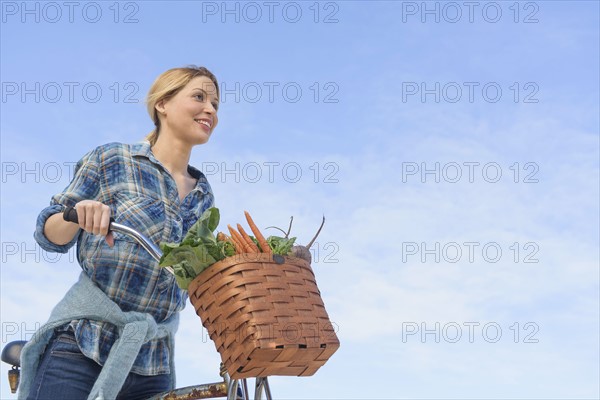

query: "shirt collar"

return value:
[131, 141, 156, 161]
[131, 141, 207, 195]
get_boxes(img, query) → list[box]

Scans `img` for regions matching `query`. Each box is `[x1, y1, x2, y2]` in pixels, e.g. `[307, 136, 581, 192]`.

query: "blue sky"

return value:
[1, 1, 599, 399]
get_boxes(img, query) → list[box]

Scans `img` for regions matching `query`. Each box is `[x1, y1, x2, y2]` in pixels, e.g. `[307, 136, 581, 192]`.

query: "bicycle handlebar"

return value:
[63, 206, 174, 275]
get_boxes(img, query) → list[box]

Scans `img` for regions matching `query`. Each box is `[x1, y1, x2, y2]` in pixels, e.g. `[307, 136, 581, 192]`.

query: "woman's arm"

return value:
[43, 213, 80, 245]
[35, 145, 116, 252]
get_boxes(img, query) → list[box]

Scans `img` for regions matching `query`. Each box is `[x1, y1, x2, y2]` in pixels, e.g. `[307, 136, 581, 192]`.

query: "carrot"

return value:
[228, 224, 253, 253]
[237, 224, 260, 253]
[227, 225, 244, 254]
[244, 211, 271, 254]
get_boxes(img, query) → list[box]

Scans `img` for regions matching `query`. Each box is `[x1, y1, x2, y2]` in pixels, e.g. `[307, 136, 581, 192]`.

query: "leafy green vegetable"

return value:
[267, 235, 296, 255]
[222, 240, 236, 257]
[159, 207, 295, 290]
[159, 207, 225, 290]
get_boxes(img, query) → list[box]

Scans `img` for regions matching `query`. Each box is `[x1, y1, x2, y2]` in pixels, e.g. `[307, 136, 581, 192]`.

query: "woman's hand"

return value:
[44, 200, 114, 247]
[72, 200, 114, 247]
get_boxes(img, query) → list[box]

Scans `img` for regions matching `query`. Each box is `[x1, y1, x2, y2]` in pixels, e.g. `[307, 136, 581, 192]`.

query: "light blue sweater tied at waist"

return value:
[18, 272, 179, 400]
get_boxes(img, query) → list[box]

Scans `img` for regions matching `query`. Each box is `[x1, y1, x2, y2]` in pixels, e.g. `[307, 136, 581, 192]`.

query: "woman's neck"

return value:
[151, 134, 192, 178]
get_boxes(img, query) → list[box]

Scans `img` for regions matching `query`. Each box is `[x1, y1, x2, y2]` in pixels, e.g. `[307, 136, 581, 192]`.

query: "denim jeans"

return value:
[26, 327, 171, 400]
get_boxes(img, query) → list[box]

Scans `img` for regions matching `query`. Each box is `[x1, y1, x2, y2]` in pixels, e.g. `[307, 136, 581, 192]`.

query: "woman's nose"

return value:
[205, 103, 217, 114]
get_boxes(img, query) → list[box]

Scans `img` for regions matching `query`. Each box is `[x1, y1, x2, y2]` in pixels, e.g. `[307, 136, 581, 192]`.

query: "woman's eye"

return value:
[195, 93, 204, 101]
[212, 102, 219, 110]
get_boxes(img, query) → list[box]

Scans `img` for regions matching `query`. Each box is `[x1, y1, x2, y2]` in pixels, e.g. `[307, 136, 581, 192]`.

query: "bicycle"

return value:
[2, 208, 274, 400]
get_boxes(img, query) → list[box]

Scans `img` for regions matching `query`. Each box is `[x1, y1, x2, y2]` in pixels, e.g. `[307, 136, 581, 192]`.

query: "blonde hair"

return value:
[145, 65, 219, 146]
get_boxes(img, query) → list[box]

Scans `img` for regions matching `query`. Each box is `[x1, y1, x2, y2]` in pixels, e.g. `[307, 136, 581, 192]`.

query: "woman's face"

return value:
[158, 75, 219, 145]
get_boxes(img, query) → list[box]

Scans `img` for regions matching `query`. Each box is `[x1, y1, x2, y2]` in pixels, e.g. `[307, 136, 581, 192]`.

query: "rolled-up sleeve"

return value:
[33, 147, 102, 253]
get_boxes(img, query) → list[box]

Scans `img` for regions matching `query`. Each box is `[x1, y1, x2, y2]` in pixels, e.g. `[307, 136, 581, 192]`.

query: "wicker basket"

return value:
[187, 252, 340, 379]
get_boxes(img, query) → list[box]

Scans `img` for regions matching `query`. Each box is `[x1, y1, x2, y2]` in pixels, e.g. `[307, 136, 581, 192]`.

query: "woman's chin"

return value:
[191, 134, 210, 146]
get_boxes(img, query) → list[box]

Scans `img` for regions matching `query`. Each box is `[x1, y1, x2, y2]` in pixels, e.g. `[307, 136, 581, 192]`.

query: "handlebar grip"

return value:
[62, 205, 116, 227]
[63, 206, 79, 223]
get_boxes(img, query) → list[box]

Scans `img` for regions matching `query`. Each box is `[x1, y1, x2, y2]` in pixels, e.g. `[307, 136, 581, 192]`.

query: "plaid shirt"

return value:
[34, 141, 215, 375]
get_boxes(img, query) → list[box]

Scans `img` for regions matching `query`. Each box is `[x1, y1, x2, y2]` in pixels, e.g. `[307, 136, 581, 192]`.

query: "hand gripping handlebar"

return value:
[63, 206, 174, 275]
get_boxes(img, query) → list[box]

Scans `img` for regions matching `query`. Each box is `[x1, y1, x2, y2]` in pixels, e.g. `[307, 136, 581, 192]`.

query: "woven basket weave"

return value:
[187, 252, 340, 379]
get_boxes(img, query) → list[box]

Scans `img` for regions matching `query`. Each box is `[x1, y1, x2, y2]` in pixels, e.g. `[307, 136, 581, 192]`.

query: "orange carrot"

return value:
[228, 224, 253, 253]
[237, 224, 260, 253]
[227, 225, 244, 254]
[244, 211, 271, 253]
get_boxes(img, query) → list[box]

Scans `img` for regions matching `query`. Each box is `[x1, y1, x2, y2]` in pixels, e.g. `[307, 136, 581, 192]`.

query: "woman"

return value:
[20, 66, 219, 400]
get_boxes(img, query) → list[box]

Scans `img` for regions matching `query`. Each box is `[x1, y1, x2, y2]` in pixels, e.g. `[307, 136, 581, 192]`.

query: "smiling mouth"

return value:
[194, 119, 212, 129]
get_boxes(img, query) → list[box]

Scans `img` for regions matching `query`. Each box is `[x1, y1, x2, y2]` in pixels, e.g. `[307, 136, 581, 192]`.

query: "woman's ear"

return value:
[155, 100, 166, 115]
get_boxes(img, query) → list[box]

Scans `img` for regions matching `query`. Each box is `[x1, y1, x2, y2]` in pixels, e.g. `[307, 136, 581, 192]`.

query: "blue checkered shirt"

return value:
[34, 141, 215, 375]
